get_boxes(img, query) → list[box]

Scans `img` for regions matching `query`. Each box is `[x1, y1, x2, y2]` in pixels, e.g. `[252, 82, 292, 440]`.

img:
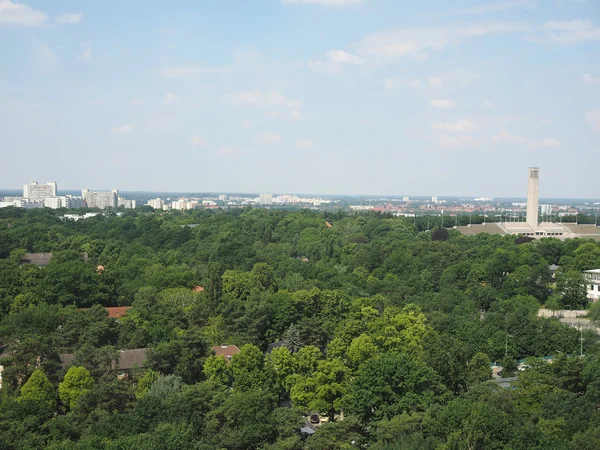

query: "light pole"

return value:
[505, 334, 513, 358]
[580, 327, 584, 357]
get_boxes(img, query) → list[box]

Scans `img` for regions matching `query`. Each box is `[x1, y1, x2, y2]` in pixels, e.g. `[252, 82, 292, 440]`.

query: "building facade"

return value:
[585, 269, 600, 302]
[23, 181, 57, 199]
[82, 189, 119, 209]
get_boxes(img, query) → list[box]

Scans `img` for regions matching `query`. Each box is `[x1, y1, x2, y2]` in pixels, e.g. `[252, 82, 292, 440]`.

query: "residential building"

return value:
[432, 196, 438, 204]
[259, 193, 273, 205]
[584, 269, 600, 302]
[118, 197, 136, 209]
[82, 189, 119, 209]
[19, 252, 53, 267]
[23, 181, 57, 199]
[212, 344, 240, 363]
[147, 198, 164, 209]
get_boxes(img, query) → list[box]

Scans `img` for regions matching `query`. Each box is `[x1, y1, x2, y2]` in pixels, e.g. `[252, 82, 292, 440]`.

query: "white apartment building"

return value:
[118, 197, 136, 209]
[23, 181, 57, 199]
[147, 198, 164, 209]
[585, 269, 600, 302]
[82, 189, 119, 209]
[259, 193, 273, 205]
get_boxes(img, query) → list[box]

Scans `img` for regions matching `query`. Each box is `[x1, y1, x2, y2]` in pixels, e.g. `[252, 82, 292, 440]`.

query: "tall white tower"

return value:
[526, 167, 539, 228]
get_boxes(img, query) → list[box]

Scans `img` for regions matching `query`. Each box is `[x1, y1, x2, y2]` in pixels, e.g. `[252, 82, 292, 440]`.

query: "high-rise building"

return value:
[82, 189, 119, 209]
[526, 167, 539, 228]
[147, 198, 164, 209]
[23, 181, 57, 199]
[259, 193, 273, 205]
[118, 197, 136, 209]
[431, 196, 438, 204]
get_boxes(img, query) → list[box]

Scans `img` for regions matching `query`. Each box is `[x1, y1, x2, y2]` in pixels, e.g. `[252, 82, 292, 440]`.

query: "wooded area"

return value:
[1, 206, 600, 449]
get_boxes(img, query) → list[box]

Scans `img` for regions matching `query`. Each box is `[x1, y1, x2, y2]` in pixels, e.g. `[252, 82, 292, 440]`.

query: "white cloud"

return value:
[282, 0, 367, 5]
[151, 65, 226, 79]
[432, 119, 474, 132]
[0, 0, 47, 26]
[492, 130, 527, 143]
[435, 135, 480, 149]
[582, 73, 600, 84]
[164, 93, 178, 106]
[385, 77, 421, 89]
[267, 111, 280, 118]
[242, 120, 252, 128]
[291, 110, 302, 120]
[529, 138, 560, 149]
[428, 77, 442, 87]
[110, 125, 133, 135]
[257, 133, 283, 144]
[533, 20, 600, 45]
[460, 0, 537, 15]
[79, 41, 92, 62]
[55, 13, 82, 24]
[430, 98, 457, 109]
[586, 109, 600, 131]
[219, 146, 240, 156]
[356, 23, 529, 62]
[327, 49, 365, 65]
[191, 136, 205, 147]
[296, 140, 315, 147]
[224, 90, 301, 109]
[482, 100, 494, 107]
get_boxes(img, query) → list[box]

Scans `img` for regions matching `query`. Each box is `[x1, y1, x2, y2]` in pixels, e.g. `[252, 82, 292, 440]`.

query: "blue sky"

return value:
[1, 0, 599, 198]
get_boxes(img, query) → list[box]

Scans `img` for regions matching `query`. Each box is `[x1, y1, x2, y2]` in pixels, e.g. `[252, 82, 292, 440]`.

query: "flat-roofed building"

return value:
[584, 269, 600, 302]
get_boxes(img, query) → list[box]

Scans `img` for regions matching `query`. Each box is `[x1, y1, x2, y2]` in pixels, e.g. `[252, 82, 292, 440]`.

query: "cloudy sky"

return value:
[1, 0, 599, 198]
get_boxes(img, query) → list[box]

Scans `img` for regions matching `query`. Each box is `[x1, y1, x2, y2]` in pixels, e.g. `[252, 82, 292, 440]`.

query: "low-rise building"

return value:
[584, 269, 600, 302]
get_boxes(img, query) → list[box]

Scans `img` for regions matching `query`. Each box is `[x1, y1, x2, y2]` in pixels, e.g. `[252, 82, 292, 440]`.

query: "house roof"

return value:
[105, 306, 132, 318]
[116, 348, 147, 370]
[20, 252, 53, 266]
[212, 345, 241, 360]
[59, 348, 147, 371]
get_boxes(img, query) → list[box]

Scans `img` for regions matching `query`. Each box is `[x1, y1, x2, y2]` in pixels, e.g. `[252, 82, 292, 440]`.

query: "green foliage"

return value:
[0, 208, 599, 448]
[18, 369, 56, 412]
[58, 366, 94, 410]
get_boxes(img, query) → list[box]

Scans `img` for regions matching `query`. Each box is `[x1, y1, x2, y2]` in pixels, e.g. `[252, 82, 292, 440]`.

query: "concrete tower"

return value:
[526, 167, 539, 228]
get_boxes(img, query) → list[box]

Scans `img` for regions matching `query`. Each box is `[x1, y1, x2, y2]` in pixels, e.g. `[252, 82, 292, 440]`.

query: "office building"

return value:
[585, 269, 600, 302]
[82, 189, 119, 209]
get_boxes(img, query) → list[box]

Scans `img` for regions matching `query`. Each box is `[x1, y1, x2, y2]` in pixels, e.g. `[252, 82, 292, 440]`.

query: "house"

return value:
[59, 348, 148, 375]
[212, 345, 240, 363]
[549, 264, 560, 279]
[584, 269, 600, 302]
[105, 306, 132, 319]
[19, 253, 53, 267]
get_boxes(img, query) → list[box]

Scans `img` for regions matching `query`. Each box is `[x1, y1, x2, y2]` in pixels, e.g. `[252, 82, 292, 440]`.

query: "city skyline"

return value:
[1, 0, 599, 197]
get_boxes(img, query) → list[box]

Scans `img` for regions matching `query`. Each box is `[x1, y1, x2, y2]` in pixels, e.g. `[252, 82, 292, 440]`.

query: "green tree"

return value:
[18, 369, 56, 412]
[58, 366, 94, 410]
[283, 323, 303, 353]
[468, 352, 492, 386]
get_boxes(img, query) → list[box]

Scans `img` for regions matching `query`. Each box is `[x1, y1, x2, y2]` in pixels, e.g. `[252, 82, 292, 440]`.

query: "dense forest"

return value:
[1, 206, 600, 449]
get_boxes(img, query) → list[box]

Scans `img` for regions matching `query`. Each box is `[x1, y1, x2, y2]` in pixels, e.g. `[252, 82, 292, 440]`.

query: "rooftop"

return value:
[212, 344, 241, 361]
[20, 252, 53, 266]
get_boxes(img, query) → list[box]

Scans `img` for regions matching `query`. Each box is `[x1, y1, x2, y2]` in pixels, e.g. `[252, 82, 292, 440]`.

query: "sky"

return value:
[0, 0, 599, 198]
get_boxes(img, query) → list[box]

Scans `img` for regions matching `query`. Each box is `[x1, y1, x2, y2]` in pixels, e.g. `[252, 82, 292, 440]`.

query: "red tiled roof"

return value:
[105, 306, 132, 319]
[193, 286, 205, 292]
[212, 345, 241, 361]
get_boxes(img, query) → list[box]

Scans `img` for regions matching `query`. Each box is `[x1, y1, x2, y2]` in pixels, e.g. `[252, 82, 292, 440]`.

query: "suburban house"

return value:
[19, 252, 53, 267]
[584, 269, 600, 302]
[212, 345, 240, 363]
[105, 307, 132, 319]
[60, 348, 148, 377]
